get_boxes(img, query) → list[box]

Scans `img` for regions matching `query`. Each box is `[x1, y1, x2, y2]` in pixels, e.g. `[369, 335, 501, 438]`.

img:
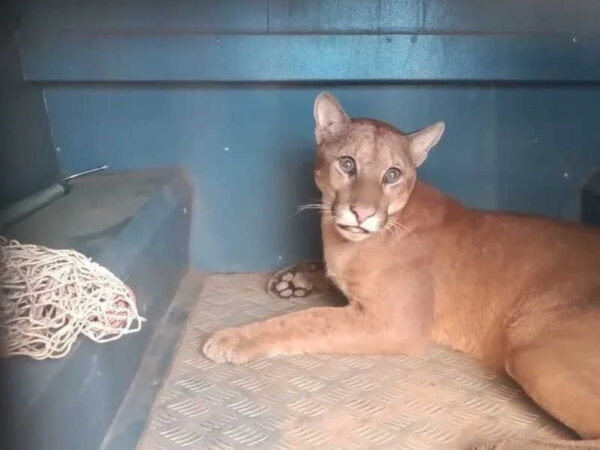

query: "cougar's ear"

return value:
[407, 122, 445, 167]
[314, 92, 349, 145]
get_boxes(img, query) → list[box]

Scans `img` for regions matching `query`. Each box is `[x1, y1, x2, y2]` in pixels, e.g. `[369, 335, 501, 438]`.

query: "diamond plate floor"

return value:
[138, 274, 572, 450]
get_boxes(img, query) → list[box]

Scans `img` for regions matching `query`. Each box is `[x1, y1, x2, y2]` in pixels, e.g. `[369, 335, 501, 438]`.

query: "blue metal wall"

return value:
[1, 2, 60, 210]
[15, 0, 600, 271]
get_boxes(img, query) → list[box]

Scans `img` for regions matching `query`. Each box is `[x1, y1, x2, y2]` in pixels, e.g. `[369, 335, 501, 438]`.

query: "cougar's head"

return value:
[313, 92, 445, 242]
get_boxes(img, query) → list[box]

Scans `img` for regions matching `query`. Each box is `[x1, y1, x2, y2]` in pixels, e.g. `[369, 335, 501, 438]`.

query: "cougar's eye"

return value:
[338, 157, 356, 175]
[383, 167, 402, 185]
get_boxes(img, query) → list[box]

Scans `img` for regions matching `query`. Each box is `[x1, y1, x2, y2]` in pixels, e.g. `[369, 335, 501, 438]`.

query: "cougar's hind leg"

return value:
[505, 310, 600, 440]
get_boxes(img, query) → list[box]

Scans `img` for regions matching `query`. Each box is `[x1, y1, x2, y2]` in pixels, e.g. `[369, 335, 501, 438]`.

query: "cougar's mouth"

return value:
[336, 224, 369, 235]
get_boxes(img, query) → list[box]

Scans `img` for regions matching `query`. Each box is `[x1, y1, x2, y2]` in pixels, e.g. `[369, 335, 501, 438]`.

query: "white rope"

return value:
[0, 236, 144, 360]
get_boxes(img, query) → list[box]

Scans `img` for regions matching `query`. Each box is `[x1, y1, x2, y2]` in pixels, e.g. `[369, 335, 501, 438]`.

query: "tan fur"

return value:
[203, 93, 600, 446]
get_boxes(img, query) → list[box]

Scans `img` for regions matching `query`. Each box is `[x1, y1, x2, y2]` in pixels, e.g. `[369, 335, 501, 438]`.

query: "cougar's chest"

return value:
[322, 229, 380, 298]
[322, 227, 358, 295]
[323, 241, 350, 294]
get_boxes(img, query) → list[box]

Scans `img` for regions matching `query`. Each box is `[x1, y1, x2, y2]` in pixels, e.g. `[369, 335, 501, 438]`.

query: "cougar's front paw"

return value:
[202, 327, 262, 364]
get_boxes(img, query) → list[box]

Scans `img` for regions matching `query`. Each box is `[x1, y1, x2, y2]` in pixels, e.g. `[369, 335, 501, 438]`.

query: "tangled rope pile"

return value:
[0, 236, 144, 359]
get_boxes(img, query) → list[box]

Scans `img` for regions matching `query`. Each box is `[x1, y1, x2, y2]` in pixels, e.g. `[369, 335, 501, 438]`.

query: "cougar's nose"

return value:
[350, 205, 376, 224]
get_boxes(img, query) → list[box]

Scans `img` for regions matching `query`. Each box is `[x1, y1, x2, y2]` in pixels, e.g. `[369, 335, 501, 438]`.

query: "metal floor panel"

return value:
[138, 274, 571, 450]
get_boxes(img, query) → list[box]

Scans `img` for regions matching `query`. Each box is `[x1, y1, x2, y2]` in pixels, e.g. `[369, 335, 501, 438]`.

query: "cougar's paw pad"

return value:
[267, 261, 323, 299]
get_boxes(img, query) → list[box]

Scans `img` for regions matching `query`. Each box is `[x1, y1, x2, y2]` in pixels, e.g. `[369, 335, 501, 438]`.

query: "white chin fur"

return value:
[360, 215, 382, 233]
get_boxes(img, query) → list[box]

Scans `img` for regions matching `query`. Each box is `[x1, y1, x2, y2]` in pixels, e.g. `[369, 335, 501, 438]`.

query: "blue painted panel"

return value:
[44, 86, 600, 271]
[17, 0, 600, 34]
[0, 33, 60, 209]
[422, 0, 600, 33]
[268, 0, 421, 32]
[268, 0, 600, 33]
[582, 170, 600, 225]
[19, 0, 268, 33]
[18, 33, 600, 82]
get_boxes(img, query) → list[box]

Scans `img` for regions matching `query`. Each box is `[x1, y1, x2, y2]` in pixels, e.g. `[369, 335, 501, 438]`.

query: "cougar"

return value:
[204, 92, 600, 448]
